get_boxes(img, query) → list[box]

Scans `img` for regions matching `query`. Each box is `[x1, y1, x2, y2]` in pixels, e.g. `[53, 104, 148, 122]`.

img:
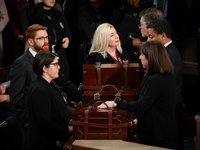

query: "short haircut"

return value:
[89, 23, 122, 58]
[147, 19, 172, 39]
[139, 40, 173, 76]
[139, 8, 165, 26]
[25, 24, 47, 41]
[33, 51, 58, 76]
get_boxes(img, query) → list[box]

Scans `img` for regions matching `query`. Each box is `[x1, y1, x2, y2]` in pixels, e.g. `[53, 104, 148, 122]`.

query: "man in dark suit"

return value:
[141, 0, 190, 54]
[10, 24, 82, 141]
[147, 19, 183, 150]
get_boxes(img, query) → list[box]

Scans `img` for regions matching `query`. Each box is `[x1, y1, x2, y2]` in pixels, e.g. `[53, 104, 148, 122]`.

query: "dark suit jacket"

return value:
[116, 73, 178, 143]
[10, 49, 36, 127]
[166, 42, 183, 104]
[10, 49, 82, 127]
[85, 49, 131, 64]
[27, 76, 71, 150]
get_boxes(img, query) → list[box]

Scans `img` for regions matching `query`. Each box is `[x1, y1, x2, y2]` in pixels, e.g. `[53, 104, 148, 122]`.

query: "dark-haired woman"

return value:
[27, 51, 72, 150]
[98, 41, 179, 149]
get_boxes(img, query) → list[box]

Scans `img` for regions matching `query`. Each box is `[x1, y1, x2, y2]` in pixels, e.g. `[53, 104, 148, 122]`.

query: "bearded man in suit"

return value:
[10, 24, 81, 145]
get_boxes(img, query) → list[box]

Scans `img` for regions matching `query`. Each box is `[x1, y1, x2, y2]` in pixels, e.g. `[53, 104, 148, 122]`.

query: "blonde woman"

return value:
[86, 23, 131, 64]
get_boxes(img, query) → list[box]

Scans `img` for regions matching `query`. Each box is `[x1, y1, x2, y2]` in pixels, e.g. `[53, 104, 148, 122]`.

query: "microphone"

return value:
[0, 117, 14, 128]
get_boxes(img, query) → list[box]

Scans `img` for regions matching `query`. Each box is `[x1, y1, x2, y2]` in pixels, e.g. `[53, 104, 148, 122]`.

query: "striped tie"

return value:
[157, 0, 164, 12]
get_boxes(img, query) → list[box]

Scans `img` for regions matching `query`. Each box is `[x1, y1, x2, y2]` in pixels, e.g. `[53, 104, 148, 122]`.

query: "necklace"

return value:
[45, 15, 51, 20]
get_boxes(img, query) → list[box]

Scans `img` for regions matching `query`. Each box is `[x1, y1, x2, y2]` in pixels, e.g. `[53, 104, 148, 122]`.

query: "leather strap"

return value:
[72, 120, 129, 128]
[84, 108, 90, 139]
[74, 101, 129, 139]
[108, 110, 112, 139]
[95, 62, 102, 87]
[123, 60, 128, 88]
[73, 105, 130, 139]
[94, 84, 122, 100]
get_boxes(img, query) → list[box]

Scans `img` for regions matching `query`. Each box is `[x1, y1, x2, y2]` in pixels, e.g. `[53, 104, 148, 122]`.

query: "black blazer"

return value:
[85, 49, 131, 64]
[27, 76, 71, 150]
[10, 49, 36, 127]
[166, 42, 183, 104]
[116, 73, 178, 143]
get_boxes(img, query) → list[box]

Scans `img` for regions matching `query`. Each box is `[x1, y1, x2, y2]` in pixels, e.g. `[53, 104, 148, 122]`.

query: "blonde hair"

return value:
[89, 23, 122, 58]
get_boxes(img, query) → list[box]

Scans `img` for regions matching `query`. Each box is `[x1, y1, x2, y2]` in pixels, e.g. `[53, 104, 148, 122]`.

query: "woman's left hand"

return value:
[62, 37, 69, 49]
[98, 101, 115, 109]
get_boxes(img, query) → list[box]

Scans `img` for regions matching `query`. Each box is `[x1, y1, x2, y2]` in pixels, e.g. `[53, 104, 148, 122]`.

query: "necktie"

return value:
[157, 0, 164, 12]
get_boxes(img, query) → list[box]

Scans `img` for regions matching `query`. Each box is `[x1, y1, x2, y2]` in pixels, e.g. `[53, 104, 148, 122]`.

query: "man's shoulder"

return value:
[10, 51, 33, 73]
[166, 43, 181, 59]
[15, 50, 32, 61]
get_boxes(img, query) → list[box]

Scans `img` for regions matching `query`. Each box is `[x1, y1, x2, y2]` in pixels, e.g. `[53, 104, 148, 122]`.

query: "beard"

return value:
[34, 42, 49, 52]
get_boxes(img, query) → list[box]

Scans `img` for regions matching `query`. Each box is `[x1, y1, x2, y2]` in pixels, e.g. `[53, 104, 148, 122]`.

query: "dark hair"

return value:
[33, 51, 58, 76]
[25, 24, 47, 41]
[139, 40, 173, 76]
[146, 19, 172, 39]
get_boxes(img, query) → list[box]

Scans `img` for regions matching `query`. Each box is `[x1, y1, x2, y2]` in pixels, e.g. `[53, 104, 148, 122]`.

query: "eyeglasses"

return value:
[32, 36, 51, 41]
[50, 62, 59, 68]
[138, 23, 146, 28]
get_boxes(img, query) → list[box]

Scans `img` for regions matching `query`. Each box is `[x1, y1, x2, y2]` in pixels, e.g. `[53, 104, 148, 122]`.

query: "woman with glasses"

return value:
[27, 50, 72, 150]
[86, 23, 131, 64]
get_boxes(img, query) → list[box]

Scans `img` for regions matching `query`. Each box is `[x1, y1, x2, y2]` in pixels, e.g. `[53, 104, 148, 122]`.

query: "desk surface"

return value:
[63, 139, 174, 150]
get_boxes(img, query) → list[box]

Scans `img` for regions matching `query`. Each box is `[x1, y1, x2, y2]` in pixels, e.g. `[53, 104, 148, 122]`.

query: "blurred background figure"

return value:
[0, 0, 9, 67]
[2, 0, 27, 67]
[76, 0, 117, 63]
[113, 0, 146, 63]
[0, 68, 24, 150]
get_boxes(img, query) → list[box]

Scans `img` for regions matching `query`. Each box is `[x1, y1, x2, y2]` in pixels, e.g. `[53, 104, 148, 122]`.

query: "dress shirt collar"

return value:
[29, 48, 37, 57]
[164, 40, 172, 47]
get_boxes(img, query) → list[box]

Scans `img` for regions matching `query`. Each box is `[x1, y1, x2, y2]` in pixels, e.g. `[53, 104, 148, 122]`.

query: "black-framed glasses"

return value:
[50, 62, 59, 68]
[32, 36, 51, 41]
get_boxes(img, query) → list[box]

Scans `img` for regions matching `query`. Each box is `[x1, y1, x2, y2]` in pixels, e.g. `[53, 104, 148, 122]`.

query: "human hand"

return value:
[0, 84, 7, 95]
[68, 126, 73, 133]
[0, 95, 10, 103]
[97, 101, 115, 109]
[62, 37, 69, 49]
[129, 36, 142, 48]
[34, 0, 43, 7]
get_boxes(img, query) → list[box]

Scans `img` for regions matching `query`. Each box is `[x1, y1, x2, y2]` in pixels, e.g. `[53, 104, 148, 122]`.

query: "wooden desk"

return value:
[63, 136, 174, 150]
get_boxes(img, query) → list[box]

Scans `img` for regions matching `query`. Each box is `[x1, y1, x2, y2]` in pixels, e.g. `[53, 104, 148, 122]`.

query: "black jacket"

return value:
[27, 76, 71, 150]
[166, 42, 183, 104]
[116, 73, 179, 144]
[85, 49, 131, 64]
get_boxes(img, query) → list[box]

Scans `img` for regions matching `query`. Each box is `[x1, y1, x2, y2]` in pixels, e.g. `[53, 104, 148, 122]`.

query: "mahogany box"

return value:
[72, 102, 132, 140]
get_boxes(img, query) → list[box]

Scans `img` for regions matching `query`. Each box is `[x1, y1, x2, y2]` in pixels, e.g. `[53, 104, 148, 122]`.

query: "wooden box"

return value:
[72, 102, 131, 140]
[81, 62, 140, 105]
[82, 62, 140, 91]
